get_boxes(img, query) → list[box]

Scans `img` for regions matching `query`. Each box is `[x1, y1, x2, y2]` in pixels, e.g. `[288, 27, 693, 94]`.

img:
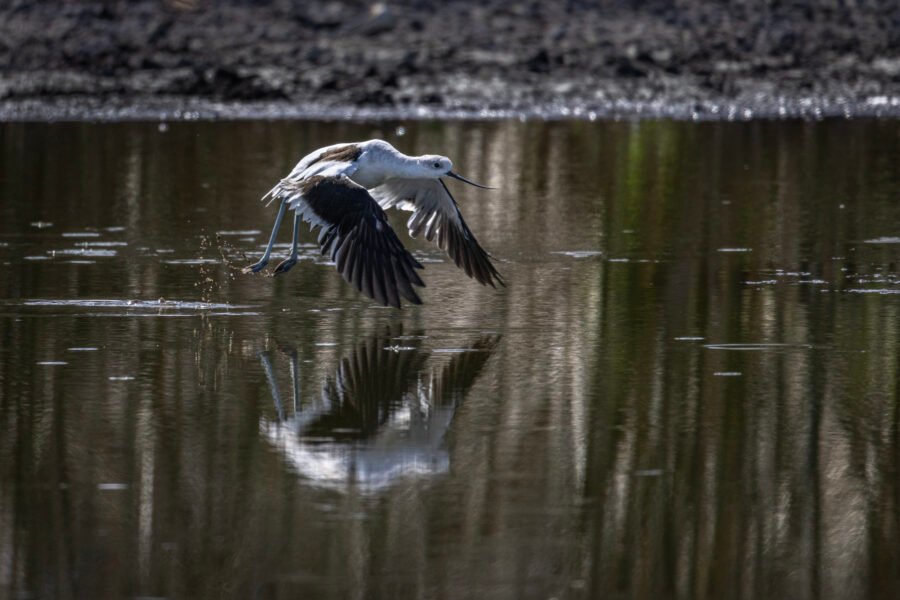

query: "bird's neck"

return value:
[371, 156, 422, 182]
[354, 144, 423, 187]
[391, 158, 424, 179]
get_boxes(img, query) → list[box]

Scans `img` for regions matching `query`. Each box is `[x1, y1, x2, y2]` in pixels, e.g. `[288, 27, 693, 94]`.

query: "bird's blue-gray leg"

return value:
[259, 350, 285, 421]
[287, 348, 300, 415]
[274, 212, 301, 276]
[243, 199, 287, 274]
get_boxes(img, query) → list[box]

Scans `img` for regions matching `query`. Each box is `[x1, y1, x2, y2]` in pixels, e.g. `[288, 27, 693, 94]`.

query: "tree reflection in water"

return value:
[1, 119, 898, 599]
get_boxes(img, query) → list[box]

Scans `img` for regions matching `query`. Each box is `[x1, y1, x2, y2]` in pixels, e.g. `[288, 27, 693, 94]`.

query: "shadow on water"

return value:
[0, 119, 898, 599]
[258, 328, 499, 491]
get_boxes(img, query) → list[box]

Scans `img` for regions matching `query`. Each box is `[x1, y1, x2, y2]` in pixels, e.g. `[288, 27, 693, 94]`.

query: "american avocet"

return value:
[243, 139, 504, 308]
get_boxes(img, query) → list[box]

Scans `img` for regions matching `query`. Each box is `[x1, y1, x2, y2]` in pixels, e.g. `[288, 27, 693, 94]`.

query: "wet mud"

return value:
[2, 0, 899, 119]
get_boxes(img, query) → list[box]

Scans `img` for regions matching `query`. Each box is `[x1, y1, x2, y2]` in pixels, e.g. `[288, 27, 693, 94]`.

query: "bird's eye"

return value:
[433, 162, 441, 169]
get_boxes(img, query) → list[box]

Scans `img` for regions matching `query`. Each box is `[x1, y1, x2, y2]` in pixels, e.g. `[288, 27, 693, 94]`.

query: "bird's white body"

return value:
[245, 139, 503, 307]
[291, 139, 452, 189]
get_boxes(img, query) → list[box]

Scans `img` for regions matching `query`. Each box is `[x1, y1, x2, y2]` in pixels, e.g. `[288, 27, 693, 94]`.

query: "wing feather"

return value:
[371, 178, 504, 287]
[280, 175, 424, 308]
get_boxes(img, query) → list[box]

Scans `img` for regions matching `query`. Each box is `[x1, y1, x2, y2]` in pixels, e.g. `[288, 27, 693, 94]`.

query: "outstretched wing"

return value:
[370, 178, 504, 288]
[279, 175, 426, 308]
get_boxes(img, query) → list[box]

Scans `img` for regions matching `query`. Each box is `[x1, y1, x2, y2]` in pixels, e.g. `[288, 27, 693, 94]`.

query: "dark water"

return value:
[1, 119, 899, 599]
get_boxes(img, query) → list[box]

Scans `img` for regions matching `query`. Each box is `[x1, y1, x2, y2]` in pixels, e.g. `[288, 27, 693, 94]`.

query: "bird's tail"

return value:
[261, 178, 303, 209]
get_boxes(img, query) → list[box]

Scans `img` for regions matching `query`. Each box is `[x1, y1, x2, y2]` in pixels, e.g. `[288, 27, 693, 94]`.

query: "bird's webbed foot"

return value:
[242, 259, 269, 274]
[273, 256, 298, 276]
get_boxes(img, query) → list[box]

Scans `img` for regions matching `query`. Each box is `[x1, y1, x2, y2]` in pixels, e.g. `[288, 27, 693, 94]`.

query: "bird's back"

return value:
[290, 142, 361, 175]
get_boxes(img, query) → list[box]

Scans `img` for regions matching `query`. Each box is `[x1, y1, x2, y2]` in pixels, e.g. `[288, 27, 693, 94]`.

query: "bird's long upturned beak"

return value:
[446, 171, 494, 189]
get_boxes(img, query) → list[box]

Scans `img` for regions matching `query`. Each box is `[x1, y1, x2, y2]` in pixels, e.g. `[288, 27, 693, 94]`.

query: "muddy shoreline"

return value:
[2, 0, 899, 121]
[3, 95, 900, 122]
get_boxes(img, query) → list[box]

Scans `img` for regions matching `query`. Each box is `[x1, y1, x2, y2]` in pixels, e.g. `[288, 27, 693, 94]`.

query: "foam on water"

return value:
[704, 343, 811, 351]
[97, 483, 129, 491]
[161, 258, 222, 265]
[846, 288, 900, 295]
[21, 298, 255, 311]
[553, 250, 603, 259]
[432, 348, 486, 353]
[51, 248, 117, 257]
[62, 232, 101, 238]
[217, 230, 261, 236]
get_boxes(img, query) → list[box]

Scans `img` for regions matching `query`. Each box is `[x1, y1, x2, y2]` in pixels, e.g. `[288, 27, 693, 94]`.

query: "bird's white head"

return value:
[415, 155, 453, 179]
[410, 154, 493, 189]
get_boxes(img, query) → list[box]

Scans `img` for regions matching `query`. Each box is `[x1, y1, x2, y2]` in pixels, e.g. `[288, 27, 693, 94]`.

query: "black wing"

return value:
[292, 175, 426, 308]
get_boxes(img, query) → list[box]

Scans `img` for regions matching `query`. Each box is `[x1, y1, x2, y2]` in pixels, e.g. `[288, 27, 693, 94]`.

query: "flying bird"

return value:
[243, 139, 504, 308]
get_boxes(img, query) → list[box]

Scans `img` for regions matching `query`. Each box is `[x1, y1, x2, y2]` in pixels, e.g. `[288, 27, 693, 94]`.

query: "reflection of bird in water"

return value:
[243, 139, 504, 307]
[259, 330, 499, 491]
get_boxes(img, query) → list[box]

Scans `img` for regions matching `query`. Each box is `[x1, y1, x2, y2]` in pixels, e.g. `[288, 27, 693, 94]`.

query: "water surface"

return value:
[1, 119, 899, 599]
